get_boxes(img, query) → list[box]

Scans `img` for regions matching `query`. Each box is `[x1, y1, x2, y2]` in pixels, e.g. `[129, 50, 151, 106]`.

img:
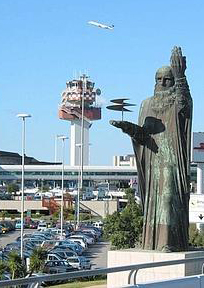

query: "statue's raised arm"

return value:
[170, 46, 192, 112]
[170, 46, 186, 79]
[109, 120, 150, 145]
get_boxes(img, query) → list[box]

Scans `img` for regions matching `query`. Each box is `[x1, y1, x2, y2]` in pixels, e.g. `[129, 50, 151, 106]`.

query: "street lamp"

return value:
[75, 143, 81, 227]
[54, 135, 64, 188]
[54, 134, 64, 163]
[17, 113, 31, 259]
[76, 74, 88, 229]
[58, 135, 68, 238]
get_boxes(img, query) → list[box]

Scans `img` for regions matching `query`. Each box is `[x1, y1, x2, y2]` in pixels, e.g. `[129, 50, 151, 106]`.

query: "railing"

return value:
[0, 256, 204, 287]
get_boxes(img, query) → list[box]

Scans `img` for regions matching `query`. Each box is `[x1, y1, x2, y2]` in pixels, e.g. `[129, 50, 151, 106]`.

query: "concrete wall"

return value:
[107, 250, 204, 288]
[0, 199, 118, 217]
[81, 200, 118, 218]
[0, 200, 47, 212]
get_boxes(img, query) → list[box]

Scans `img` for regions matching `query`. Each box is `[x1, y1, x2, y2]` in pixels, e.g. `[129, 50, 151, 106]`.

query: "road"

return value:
[84, 240, 111, 269]
[0, 229, 111, 269]
[0, 229, 34, 249]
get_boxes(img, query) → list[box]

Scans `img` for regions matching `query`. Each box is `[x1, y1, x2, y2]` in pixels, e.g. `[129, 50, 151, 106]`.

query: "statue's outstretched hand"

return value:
[170, 46, 186, 79]
[110, 120, 135, 136]
[110, 120, 150, 145]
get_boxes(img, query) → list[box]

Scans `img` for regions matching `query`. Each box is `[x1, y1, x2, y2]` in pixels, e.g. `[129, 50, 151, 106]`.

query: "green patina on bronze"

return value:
[110, 46, 193, 252]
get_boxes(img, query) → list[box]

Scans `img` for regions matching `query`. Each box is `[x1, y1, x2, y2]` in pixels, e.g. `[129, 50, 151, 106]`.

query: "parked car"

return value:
[54, 241, 83, 255]
[93, 221, 103, 229]
[24, 238, 44, 247]
[50, 249, 78, 259]
[67, 237, 87, 250]
[1, 223, 9, 233]
[37, 222, 47, 231]
[15, 220, 24, 230]
[67, 256, 91, 270]
[29, 221, 38, 229]
[46, 252, 61, 261]
[72, 232, 94, 245]
[48, 228, 70, 238]
[43, 260, 78, 274]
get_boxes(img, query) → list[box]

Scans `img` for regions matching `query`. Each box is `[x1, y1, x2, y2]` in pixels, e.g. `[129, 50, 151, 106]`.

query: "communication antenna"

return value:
[73, 70, 77, 79]
[106, 98, 136, 121]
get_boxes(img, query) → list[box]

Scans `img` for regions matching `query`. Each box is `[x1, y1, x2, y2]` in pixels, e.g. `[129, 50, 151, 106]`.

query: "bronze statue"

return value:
[111, 47, 193, 252]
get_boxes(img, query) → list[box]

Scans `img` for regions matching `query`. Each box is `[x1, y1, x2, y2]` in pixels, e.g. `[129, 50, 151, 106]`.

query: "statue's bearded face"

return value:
[155, 66, 174, 92]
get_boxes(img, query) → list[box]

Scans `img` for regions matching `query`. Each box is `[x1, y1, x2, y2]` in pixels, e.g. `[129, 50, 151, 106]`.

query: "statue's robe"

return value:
[133, 78, 192, 251]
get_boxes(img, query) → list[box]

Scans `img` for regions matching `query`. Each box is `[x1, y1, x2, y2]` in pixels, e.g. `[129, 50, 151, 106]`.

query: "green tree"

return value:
[63, 207, 75, 221]
[6, 183, 19, 195]
[104, 188, 143, 249]
[0, 211, 8, 220]
[0, 261, 8, 280]
[189, 223, 204, 247]
[42, 185, 50, 192]
[7, 251, 26, 279]
[29, 247, 47, 276]
[124, 188, 135, 202]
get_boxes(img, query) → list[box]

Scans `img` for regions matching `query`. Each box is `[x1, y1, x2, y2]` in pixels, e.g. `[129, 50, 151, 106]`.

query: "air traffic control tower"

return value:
[59, 75, 101, 166]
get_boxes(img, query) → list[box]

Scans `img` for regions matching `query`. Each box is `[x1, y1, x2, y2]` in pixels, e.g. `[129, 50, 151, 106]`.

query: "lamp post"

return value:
[75, 143, 81, 227]
[54, 135, 63, 188]
[54, 134, 64, 163]
[58, 135, 68, 238]
[17, 113, 31, 259]
[77, 74, 87, 228]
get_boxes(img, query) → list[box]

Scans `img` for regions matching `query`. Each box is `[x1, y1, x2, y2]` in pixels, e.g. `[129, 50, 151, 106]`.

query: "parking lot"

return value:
[0, 226, 110, 269]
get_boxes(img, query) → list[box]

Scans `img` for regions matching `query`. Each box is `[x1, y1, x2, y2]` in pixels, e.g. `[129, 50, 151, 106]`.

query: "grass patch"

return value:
[50, 279, 106, 288]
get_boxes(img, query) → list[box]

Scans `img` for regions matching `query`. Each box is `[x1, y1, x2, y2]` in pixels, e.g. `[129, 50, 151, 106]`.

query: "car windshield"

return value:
[69, 259, 79, 263]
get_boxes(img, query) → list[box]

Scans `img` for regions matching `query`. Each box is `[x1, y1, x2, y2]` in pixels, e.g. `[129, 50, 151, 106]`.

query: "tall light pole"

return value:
[77, 74, 87, 228]
[54, 134, 64, 163]
[54, 134, 63, 188]
[17, 113, 31, 259]
[58, 135, 68, 238]
[75, 143, 81, 227]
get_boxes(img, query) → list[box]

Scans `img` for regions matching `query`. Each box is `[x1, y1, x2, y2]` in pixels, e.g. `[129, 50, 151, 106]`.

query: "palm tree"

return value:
[7, 251, 26, 279]
[0, 260, 8, 279]
[29, 247, 47, 276]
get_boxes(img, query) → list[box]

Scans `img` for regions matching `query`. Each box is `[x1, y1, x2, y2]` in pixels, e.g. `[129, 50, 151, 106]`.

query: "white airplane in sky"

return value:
[88, 21, 114, 30]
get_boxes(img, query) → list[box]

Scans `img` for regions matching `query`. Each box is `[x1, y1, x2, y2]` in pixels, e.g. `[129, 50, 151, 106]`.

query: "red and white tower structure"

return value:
[59, 74, 101, 166]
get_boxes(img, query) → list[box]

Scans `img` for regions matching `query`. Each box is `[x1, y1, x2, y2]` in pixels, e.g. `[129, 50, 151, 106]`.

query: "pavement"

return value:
[84, 240, 111, 269]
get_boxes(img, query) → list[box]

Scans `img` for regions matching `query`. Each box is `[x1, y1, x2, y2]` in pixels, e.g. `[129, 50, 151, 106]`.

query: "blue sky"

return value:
[0, 0, 204, 165]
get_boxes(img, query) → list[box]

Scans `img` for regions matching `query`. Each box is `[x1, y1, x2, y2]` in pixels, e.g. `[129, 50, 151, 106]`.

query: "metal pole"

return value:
[54, 135, 58, 189]
[54, 135, 63, 188]
[17, 113, 31, 259]
[55, 136, 57, 163]
[20, 117, 25, 259]
[57, 136, 68, 238]
[60, 138, 65, 238]
[55, 134, 63, 162]
[77, 145, 81, 227]
[80, 75, 86, 190]
[77, 74, 87, 228]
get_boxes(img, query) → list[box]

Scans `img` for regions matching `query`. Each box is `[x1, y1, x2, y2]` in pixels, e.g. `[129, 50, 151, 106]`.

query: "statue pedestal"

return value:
[107, 249, 204, 288]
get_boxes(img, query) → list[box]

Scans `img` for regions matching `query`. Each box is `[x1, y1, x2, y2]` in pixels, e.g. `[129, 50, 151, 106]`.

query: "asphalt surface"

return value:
[0, 229, 34, 248]
[84, 240, 111, 269]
